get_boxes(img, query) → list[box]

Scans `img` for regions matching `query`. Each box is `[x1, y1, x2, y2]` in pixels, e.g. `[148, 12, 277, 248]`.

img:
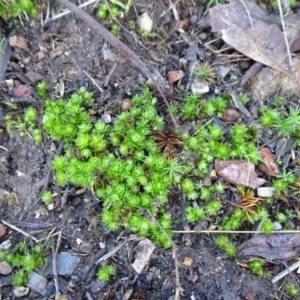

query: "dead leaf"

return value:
[8, 35, 29, 52]
[209, 0, 291, 78]
[131, 239, 156, 274]
[238, 233, 300, 261]
[190, 273, 199, 283]
[49, 45, 64, 59]
[257, 148, 280, 176]
[215, 159, 265, 189]
[179, 19, 192, 29]
[168, 70, 184, 84]
[13, 84, 32, 97]
[183, 256, 193, 267]
[25, 71, 43, 85]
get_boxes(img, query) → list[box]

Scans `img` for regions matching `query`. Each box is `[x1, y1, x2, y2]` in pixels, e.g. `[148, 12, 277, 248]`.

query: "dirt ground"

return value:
[0, 0, 300, 299]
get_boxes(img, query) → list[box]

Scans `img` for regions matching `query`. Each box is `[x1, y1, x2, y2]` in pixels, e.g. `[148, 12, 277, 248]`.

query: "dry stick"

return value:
[104, 62, 117, 87]
[172, 229, 300, 233]
[239, 0, 254, 30]
[96, 235, 139, 265]
[83, 70, 104, 92]
[277, 0, 292, 68]
[272, 260, 300, 284]
[1, 220, 39, 242]
[148, 210, 183, 300]
[227, 87, 254, 121]
[49, 0, 99, 21]
[53, 231, 62, 300]
[58, 0, 177, 127]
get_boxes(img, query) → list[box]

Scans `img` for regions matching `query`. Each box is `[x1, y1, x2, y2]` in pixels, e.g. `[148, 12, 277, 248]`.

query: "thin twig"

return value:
[148, 210, 183, 300]
[239, 0, 253, 30]
[83, 70, 104, 92]
[227, 86, 254, 121]
[272, 260, 300, 284]
[96, 235, 139, 265]
[172, 229, 300, 234]
[49, 0, 99, 21]
[277, 0, 292, 68]
[53, 231, 62, 300]
[104, 62, 117, 87]
[1, 220, 39, 242]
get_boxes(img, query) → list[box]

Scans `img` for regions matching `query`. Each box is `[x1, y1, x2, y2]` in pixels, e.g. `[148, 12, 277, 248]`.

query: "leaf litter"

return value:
[208, 0, 295, 77]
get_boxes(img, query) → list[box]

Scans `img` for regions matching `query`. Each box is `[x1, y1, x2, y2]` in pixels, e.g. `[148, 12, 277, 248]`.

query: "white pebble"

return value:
[257, 187, 275, 198]
[137, 13, 153, 33]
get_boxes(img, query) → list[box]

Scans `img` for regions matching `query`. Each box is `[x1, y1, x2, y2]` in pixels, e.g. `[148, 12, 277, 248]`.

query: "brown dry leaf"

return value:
[25, 71, 43, 85]
[183, 256, 193, 267]
[238, 233, 300, 261]
[168, 70, 184, 84]
[209, 0, 291, 77]
[257, 147, 280, 176]
[215, 159, 265, 188]
[49, 45, 65, 59]
[8, 35, 29, 52]
[13, 84, 32, 97]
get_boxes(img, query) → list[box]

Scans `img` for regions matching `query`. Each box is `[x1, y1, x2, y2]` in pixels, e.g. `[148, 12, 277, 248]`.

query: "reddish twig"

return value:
[58, 0, 178, 126]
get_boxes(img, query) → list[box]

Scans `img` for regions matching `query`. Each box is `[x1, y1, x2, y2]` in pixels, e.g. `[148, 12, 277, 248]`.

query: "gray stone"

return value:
[28, 271, 48, 296]
[14, 286, 29, 297]
[0, 261, 12, 275]
[0, 239, 11, 250]
[45, 252, 80, 276]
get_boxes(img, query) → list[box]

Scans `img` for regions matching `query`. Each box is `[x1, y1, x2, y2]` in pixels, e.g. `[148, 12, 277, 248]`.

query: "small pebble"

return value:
[14, 287, 29, 298]
[79, 241, 93, 252]
[0, 261, 12, 275]
[191, 78, 209, 94]
[0, 239, 11, 250]
[257, 187, 275, 198]
[102, 114, 111, 124]
[190, 15, 198, 24]
[273, 222, 282, 231]
[137, 12, 153, 32]
[121, 99, 133, 111]
[199, 32, 207, 40]
[221, 108, 241, 122]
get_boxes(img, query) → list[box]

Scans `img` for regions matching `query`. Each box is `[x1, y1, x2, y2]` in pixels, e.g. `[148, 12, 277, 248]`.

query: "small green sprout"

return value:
[284, 283, 299, 297]
[185, 206, 205, 223]
[239, 93, 249, 105]
[0, 0, 38, 18]
[111, 24, 120, 36]
[261, 219, 274, 233]
[215, 236, 236, 257]
[41, 191, 53, 204]
[24, 107, 37, 125]
[196, 63, 216, 84]
[249, 259, 264, 276]
[36, 81, 47, 99]
[97, 265, 116, 282]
